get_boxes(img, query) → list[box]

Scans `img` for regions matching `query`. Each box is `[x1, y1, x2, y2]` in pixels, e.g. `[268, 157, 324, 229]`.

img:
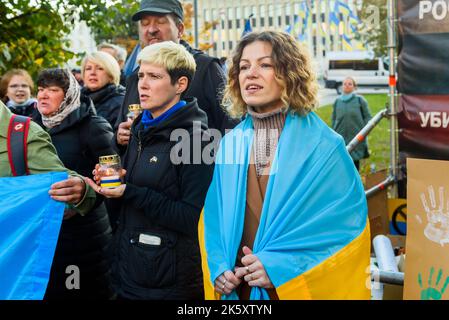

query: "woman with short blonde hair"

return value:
[81, 51, 125, 126]
[86, 41, 214, 300]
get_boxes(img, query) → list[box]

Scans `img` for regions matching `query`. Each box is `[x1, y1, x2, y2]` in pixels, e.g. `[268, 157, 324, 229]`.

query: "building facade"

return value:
[195, 0, 363, 68]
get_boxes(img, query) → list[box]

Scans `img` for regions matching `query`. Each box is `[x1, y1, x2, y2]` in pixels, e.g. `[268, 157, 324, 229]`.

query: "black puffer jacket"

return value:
[6, 99, 39, 118]
[82, 83, 125, 127]
[110, 98, 214, 299]
[33, 96, 115, 299]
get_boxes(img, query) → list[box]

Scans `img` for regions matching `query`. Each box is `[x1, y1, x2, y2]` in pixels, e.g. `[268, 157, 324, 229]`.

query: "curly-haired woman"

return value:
[199, 31, 370, 300]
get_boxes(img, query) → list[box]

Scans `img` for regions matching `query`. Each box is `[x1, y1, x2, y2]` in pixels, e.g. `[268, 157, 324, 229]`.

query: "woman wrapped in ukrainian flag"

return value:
[199, 31, 371, 300]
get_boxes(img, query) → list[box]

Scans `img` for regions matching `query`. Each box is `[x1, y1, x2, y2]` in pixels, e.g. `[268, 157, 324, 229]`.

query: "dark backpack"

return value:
[7, 115, 31, 176]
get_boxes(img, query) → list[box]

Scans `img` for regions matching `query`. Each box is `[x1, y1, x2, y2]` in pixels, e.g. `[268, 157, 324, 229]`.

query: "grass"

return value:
[315, 94, 390, 177]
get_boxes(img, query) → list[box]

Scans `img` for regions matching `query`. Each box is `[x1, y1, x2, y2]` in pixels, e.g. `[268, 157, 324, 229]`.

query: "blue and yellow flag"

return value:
[242, 14, 254, 38]
[329, 0, 341, 33]
[337, 1, 351, 17]
[199, 112, 370, 300]
[0, 172, 66, 300]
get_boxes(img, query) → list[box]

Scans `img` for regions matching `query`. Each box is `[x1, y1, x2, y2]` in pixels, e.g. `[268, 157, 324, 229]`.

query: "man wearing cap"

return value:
[115, 0, 238, 149]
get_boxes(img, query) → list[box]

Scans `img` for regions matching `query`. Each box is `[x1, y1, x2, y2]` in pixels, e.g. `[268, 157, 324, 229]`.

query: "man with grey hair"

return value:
[114, 0, 238, 148]
[98, 42, 128, 86]
[98, 43, 127, 68]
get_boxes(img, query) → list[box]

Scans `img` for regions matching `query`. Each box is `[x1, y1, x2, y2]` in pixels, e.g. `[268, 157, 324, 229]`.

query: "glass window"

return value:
[236, 7, 242, 20]
[329, 60, 354, 70]
[227, 8, 233, 20]
[353, 60, 379, 70]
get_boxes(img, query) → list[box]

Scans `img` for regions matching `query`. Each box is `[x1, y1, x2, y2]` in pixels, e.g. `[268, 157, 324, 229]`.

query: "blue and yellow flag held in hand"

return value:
[0, 172, 67, 300]
[199, 112, 370, 300]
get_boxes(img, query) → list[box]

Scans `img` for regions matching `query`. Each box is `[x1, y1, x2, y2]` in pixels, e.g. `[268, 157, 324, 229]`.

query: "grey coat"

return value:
[331, 94, 372, 161]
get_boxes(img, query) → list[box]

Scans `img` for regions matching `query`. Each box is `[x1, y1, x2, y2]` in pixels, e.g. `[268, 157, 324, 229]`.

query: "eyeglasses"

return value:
[9, 84, 30, 90]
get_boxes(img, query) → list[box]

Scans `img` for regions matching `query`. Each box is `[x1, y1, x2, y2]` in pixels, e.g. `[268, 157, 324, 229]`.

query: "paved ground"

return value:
[317, 81, 388, 107]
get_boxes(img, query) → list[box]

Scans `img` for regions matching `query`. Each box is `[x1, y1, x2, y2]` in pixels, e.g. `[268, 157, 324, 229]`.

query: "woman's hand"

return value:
[234, 246, 274, 289]
[84, 177, 126, 198]
[214, 270, 242, 296]
[49, 176, 86, 204]
[117, 119, 132, 146]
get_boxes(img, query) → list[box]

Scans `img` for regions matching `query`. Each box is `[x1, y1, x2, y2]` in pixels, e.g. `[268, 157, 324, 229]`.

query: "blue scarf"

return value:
[199, 111, 370, 300]
[339, 92, 356, 102]
[140, 100, 187, 129]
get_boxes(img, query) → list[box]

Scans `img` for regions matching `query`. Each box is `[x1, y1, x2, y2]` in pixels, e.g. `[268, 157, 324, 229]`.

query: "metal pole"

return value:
[372, 270, 404, 286]
[346, 108, 388, 154]
[387, 0, 398, 197]
[365, 175, 396, 199]
[194, 0, 199, 49]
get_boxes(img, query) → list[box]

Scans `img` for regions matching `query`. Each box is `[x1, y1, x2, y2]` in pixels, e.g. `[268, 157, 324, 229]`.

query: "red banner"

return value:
[397, 1, 449, 196]
[398, 95, 449, 160]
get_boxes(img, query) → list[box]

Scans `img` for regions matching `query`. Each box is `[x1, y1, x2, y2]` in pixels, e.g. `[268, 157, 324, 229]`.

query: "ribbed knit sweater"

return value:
[247, 106, 287, 176]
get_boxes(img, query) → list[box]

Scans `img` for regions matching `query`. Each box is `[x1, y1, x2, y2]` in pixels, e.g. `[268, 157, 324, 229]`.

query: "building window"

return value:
[227, 8, 233, 20]
[236, 7, 242, 20]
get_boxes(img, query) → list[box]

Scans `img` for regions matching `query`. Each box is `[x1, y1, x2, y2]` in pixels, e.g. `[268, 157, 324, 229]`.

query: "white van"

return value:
[323, 51, 389, 94]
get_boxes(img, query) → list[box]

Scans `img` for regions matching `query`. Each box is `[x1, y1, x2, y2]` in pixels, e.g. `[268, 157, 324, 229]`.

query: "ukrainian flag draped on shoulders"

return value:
[0, 172, 66, 300]
[199, 111, 370, 300]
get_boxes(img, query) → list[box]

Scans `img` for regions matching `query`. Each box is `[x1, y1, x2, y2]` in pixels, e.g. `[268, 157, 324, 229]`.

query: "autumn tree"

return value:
[0, 0, 217, 79]
[357, 0, 388, 57]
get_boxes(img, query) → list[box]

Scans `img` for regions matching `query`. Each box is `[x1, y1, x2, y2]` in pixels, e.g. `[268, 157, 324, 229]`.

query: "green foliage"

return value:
[1, 1, 72, 79]
[356, 0, 388, 57]
[1, 0, 211, 80]
[316, 94, 390, 176]
[88, 0, 139, 44]
[0, 0, 140, 79]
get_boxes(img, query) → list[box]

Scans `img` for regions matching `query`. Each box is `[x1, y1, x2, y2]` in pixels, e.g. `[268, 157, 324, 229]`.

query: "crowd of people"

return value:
[1, 0, 372, 300]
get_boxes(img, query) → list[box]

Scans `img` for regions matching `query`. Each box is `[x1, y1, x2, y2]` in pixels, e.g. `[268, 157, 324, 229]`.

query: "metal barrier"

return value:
[365, 175, 396, 199]
[346, 108, 388, 154]
[372, 270, 404, 286]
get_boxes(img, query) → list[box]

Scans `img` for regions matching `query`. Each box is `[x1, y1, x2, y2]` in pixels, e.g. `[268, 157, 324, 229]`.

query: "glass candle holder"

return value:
[98, 154, 122, 188]
[127, 104, 142, 121]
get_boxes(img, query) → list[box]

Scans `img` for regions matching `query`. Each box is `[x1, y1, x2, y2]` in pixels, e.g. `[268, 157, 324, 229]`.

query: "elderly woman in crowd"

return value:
[33, 68, 115, 299]
[199, 31, 370, 300]
[0, 69, 38, 117]
[81, 51, 125, 126]
[85, 41, 214, 300]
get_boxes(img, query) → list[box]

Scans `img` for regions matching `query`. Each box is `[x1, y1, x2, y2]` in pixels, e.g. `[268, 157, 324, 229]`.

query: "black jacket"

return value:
[33, 96, 115, 299]
[110, 98, 214, 299]
[7, 99, 39, 118]
[82, 83, 125, 127]
[114, 40, 239, 135]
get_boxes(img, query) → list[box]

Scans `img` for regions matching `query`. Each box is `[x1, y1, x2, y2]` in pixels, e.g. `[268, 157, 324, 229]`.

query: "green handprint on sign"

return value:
[418, 267, 449, 300]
